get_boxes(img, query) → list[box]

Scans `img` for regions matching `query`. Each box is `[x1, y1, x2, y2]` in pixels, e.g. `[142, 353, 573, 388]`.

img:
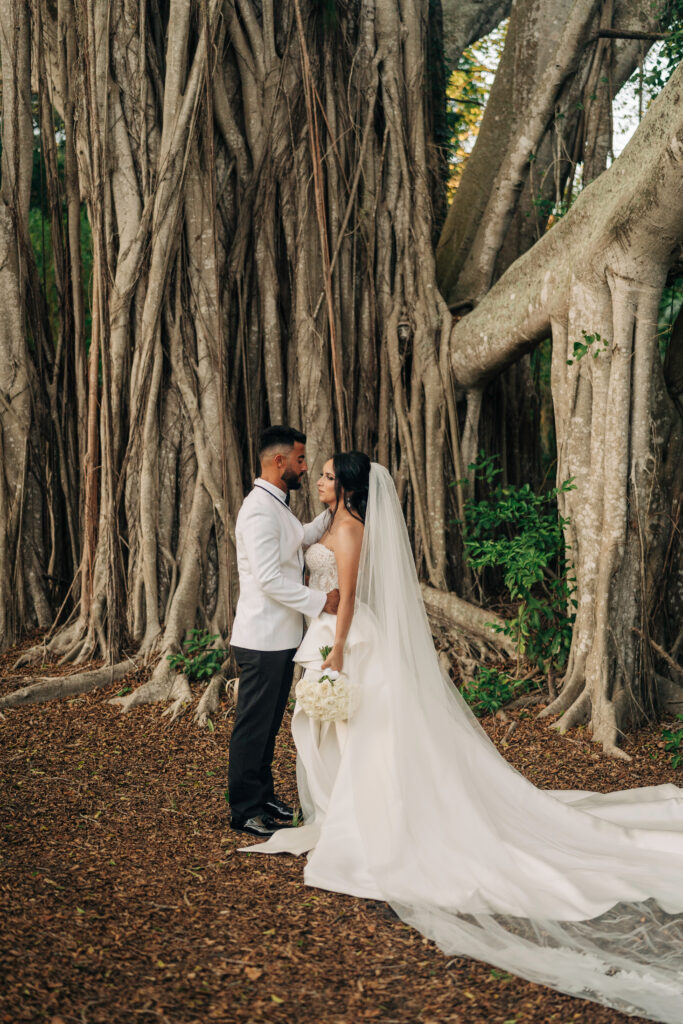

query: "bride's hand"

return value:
[321, 644, 344, 674]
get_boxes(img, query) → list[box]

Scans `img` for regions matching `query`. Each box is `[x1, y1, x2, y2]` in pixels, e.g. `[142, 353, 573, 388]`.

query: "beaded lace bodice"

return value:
[305, 542, 339, 593]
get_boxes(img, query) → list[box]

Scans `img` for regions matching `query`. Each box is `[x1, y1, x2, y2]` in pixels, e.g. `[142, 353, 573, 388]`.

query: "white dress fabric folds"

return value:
[243, 465, 683, 1022]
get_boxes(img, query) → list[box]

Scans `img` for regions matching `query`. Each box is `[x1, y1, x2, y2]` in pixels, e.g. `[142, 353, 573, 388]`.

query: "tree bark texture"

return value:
[1, 0, 469, 708]
[0, 0, 680, 753]
[448, 62, 683, 754]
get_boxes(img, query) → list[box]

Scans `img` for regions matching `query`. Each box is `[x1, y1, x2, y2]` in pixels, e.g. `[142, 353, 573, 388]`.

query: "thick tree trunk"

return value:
[436, 0, 673, 501]
[448, 63, 683, 754]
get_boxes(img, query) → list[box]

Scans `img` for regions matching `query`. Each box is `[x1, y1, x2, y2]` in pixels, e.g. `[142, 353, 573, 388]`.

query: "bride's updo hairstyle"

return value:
[332, 451, 371, 524]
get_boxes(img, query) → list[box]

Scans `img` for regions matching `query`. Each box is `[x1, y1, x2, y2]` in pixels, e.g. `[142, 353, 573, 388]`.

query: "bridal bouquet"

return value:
[295, 645, 361, 722]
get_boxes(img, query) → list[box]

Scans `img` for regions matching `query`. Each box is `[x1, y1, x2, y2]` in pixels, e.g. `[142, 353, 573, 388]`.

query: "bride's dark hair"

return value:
[332, 451, 371, 524]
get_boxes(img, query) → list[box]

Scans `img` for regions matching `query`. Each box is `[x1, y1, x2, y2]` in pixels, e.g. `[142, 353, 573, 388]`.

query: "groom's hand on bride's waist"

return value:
[322, 589, 340, 614]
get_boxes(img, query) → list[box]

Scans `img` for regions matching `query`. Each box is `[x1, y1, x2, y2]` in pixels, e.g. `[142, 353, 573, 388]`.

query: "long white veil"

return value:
[353, 463, 683, 1022]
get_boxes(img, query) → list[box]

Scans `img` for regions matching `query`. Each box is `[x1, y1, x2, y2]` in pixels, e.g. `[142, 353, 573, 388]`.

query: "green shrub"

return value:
[662, 714, 683, 769]
[457, 453, 577, 673]
[461, 666, 538, 718]
[167, 628, 228, 682]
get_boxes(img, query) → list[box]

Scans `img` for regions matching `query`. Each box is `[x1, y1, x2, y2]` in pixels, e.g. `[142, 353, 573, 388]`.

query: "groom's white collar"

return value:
[253, 477, 288, 505]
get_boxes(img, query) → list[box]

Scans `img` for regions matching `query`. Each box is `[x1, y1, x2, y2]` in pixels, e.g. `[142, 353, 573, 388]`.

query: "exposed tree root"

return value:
[12, 619, 84, 669]
[0, 659, 136, 709]
[508, 691, 545, 711]
[550, 689, 591, 733]
[161, 674, 193, 722]
[547, 690, 633, 762]
[538, 654, 587, 719]
[421, 584, 518, 659]
[194, 673, 231, 728]
[108, 658, 176, 712]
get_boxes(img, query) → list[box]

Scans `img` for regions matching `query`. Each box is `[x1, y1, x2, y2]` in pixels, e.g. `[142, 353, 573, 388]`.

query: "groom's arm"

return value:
[301, 509, 330, 548]
[243, 509, 327, 618]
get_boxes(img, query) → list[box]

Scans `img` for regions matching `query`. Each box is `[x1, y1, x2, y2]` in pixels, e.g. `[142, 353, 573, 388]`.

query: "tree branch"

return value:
[448, 62, 683, 389]
[595, 29, 670, 42]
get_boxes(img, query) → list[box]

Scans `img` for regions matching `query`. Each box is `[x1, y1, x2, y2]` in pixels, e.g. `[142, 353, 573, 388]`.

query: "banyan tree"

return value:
[0, 0, 680, 754]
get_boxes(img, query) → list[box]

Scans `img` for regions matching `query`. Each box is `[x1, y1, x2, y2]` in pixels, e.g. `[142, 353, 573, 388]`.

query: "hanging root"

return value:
[0, 659, 137, 709]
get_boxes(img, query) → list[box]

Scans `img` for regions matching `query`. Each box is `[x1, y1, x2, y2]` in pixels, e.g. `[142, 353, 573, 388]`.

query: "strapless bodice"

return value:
[305, 542, 339, 593]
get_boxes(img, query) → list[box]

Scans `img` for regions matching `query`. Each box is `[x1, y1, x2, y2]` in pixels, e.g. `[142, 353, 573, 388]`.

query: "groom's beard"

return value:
[281, 468, 304, 490]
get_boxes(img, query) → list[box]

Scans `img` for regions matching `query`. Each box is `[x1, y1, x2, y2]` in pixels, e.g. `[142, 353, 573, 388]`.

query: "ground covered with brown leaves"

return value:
[1, 636, 680, 1024]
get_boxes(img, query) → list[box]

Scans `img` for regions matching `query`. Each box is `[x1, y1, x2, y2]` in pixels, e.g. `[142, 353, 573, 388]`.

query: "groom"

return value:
[228, 426, 338, 838]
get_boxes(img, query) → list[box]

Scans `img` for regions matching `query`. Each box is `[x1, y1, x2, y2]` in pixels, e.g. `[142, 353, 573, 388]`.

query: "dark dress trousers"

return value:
[228, 646, 297, 820]
[228, 479, 329, 822]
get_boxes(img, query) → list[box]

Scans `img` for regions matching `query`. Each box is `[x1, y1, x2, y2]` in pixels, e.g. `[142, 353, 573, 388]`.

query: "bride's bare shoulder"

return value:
[332, 517, 364, 560]
[335, 516, 364, 538]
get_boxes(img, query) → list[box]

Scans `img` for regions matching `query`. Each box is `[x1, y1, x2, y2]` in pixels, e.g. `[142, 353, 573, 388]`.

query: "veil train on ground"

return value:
[249, 463, 683, 1022]
[356, 465, 683, 1022]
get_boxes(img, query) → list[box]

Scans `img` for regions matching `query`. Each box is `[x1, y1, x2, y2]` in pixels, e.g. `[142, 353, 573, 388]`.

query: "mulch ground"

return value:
[1, 634, 680, 1024]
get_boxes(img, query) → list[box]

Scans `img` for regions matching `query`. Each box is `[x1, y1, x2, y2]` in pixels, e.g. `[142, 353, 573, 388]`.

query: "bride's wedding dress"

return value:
[242, 464, 683, 1022]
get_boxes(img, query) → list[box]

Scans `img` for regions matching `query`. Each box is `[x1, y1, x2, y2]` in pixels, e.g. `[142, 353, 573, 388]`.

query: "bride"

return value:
[241, 454, 683, 1022]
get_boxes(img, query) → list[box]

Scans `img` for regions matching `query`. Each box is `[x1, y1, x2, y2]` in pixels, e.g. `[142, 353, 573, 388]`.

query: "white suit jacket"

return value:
[229, 479, 330, 651]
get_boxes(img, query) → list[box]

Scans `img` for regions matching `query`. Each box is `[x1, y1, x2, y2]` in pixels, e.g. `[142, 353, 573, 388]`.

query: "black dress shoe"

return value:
[230, 813, 295, 837]
[230, 814, 277, 838]
[264, 797, 294, 821]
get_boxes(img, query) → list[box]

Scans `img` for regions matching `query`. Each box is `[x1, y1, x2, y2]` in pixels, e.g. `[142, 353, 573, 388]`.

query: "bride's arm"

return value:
[320, 523, 363, 673]
[302, 509, 331, 548]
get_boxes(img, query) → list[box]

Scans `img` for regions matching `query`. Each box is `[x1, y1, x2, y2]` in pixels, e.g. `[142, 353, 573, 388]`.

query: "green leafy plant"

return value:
[628, 2, 683, 96]
[531, 192, 570, 222]
[445, 24, 507, 199]
[566, 330, 609, 365]
[167, 628, 228, 682]
[661, 714, 683, 769]
[458, 454, 577, 673]
[461, 666, 539, 718]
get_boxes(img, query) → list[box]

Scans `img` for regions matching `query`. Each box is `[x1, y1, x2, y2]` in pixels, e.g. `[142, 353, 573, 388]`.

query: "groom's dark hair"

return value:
[258, 425, 306, 459]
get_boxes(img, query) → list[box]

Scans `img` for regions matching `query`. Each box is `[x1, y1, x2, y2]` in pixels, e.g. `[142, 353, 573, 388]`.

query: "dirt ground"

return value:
[1, 636, 679, 1024]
